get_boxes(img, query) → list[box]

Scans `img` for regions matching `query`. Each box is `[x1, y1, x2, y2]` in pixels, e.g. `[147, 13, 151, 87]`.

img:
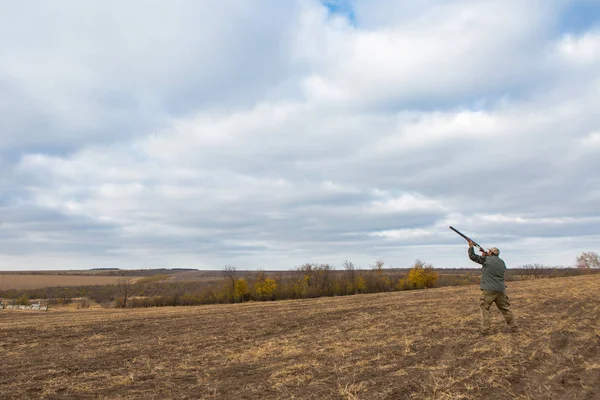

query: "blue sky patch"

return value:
[322, 0, 357, 24]
[557, 1, 600, 34]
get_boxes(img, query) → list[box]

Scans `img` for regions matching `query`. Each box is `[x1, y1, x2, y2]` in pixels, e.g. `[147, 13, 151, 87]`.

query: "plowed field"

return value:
[1, 275, 599, 399]
[0, 274, 135, 290]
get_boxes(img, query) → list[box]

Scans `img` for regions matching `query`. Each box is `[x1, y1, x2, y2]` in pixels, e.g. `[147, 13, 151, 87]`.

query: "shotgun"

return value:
[449, 226, 486, 253]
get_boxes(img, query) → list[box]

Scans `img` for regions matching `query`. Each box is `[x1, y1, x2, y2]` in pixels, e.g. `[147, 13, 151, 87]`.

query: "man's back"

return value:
[468, 247, 507, 292]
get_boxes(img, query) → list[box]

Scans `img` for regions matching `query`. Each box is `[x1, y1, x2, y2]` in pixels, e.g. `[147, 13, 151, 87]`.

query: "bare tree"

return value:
[372, 259, 385, 271]
[222, 265, 238, 301]
[116, 277, 137, 308]
[576, 252, 600, 269]
[343, 260, 357, 294]
[319, 264, 335, 296]
[255, 268, 266, 283]
[371, 259, 390, 292]
[296, 263, 316, 297]
[287, 268, 305, 298]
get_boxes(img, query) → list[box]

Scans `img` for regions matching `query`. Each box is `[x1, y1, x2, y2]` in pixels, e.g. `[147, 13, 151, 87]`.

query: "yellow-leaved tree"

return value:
[355, 275, 367, 293]
[408, 260, 438, 289]
[255, 277, 277, 300]
[234, 278, 250, 302]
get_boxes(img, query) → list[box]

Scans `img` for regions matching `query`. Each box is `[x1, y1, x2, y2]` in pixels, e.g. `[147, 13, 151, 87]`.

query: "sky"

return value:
[1, 0, 599, 271]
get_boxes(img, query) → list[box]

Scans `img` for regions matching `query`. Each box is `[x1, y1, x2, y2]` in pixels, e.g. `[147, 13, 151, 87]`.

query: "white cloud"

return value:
[370, 194, 446, 214]
[1, 0, 600, 270]
[581, 131, 600, 148]
[556, 31, 600, 65]
[369, 228, 434, 240]
[297, 0, 560, 107]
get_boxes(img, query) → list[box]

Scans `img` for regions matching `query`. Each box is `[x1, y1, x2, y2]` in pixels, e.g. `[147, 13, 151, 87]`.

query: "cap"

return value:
[489, 247, 500, 256]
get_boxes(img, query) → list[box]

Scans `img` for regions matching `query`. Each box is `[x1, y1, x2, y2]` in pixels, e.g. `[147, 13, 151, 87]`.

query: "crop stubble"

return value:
[1, 275, 599, 399]
[0, 275, 137, 290]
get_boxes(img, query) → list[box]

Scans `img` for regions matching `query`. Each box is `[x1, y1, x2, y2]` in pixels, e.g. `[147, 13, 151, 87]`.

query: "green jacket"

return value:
[468, 247, 507, 292]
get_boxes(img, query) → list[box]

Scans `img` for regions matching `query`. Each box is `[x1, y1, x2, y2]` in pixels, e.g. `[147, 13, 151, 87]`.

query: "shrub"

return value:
[408, 260, 438, 289]
[371, 259, 392, 292]
[355, 275, 367, 293]
[77, 298, 90, 309]
[423, 267, 438, 288]
[255, 277, 277, 300]
[234, 278, 250, 302]
[345, 282, 355, 294]
[395, 278, 412, 291]
[16, 294, 30, 306]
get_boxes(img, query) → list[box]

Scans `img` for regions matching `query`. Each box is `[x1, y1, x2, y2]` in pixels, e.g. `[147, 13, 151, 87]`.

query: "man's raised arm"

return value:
[468, 241, 486, 265]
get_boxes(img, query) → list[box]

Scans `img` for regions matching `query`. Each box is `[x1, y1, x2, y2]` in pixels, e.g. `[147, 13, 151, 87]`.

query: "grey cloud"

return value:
[1, 0, 599, 269]
[0, 1, 304, 157]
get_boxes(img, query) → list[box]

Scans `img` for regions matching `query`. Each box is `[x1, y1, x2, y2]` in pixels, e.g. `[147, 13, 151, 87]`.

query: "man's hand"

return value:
[467, 240, 474, 248]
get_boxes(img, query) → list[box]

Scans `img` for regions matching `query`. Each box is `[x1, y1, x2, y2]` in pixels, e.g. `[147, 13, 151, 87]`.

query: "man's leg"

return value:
[479, 291, 495, 333]
[495, 292, 517, 331]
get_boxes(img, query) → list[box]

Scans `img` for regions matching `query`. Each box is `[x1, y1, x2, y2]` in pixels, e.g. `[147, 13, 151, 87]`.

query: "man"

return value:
[467, 240, 517, 335]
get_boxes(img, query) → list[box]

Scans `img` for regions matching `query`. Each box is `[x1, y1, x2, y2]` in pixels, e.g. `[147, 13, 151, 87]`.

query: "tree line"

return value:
[0, 259, 439, 308]
[122, 259, 439, 308]
[2, 251, 598, 309]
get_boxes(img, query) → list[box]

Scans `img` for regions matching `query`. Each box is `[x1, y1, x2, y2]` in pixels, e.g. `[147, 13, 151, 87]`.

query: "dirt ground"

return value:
[1, 275, 599, 400]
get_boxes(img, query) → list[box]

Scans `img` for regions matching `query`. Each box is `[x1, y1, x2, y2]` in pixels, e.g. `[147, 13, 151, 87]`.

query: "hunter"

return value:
[467, 241, 517, 335]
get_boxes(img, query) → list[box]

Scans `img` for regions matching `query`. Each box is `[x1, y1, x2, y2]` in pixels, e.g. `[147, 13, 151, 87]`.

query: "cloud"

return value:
[581, 131, 600, 148]
[557, 31, 600, 65]
[1, 0, 599, 270]
[300, 0, 563, 106]
[0, 0, 301, 155]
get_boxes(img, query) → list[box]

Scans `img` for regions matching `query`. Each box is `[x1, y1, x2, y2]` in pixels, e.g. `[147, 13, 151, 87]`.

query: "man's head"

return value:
[488, 247, 500, 256]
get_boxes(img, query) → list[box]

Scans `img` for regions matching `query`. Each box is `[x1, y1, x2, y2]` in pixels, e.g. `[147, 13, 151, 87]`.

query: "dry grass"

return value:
[1, 275, 599, 399]
[0, 274, 137, 290]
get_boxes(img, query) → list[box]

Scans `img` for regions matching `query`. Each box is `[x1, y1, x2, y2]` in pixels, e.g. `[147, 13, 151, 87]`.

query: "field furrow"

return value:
[1, 275, 599, 399]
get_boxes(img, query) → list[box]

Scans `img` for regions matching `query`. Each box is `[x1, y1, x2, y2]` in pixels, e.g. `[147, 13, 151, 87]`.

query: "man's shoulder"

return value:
[490, 256, 507, 266]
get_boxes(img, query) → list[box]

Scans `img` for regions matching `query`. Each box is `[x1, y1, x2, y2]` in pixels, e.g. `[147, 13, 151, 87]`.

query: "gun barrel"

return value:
[449, 226, 482, 248]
